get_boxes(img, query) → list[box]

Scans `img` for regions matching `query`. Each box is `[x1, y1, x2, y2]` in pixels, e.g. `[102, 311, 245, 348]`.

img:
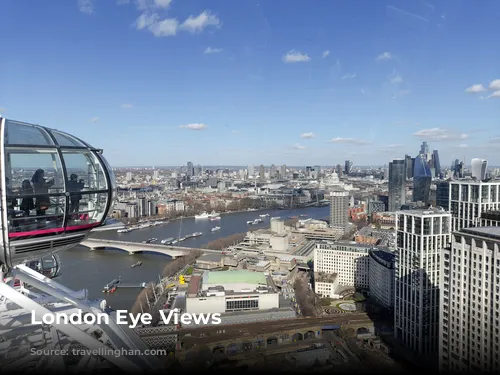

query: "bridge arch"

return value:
[226, 343, 240, 355]
[254, 338, 265, 349]
[304, 330, 316, 340]
[357, 327, 370, 335]
[241, 342, 253, 352]
[267, 336, 278, 347]
[280, 333, 290, 342]
[291, 332, 303, 342]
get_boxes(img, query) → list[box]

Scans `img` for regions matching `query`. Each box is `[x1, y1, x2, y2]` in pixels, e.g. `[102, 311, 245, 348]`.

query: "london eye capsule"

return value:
[0, 117, 116, 269]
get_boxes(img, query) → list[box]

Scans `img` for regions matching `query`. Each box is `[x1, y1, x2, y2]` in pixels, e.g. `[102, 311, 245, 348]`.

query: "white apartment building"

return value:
[439, 227, 500, 373]
[449, 179, 500, 231]
[394, 208, 451, 360]
[314, 241, 371, 289]
[368, 249, 395, 309]
[329, 189, 350, 234]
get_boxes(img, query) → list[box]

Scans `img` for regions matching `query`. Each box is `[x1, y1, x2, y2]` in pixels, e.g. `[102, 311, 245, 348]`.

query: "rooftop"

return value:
[204, 270, 267, 285]
[460, 226, 500, 241]
[315, 271, 338, 283]
[451, 179, 500, 185]
[370, 249, 395, 264]
[397, 207, 450, 216]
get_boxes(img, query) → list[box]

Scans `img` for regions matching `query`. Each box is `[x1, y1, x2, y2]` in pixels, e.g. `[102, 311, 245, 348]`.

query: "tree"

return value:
[319, 297, 333, 307]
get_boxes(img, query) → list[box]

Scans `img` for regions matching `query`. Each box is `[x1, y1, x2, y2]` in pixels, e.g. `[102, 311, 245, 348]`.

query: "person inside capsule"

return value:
[20, 179, 35, 216]
[31, 169, 54, 227]
[67, 173, 84, 215]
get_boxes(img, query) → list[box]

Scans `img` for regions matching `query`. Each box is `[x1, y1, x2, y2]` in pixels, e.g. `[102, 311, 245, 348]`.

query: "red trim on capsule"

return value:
[8, 222, 101, 238]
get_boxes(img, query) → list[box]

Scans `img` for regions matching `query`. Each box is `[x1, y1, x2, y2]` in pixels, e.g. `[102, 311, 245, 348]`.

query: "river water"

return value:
[56, 206, 330, 310]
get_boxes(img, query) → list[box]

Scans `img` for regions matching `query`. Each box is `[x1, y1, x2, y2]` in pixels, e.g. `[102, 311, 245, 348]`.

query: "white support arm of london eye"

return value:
[0, 264, 163, 373]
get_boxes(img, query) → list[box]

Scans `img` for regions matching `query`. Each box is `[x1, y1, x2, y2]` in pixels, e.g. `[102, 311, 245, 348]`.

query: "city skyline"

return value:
[1, 0, 500, 166]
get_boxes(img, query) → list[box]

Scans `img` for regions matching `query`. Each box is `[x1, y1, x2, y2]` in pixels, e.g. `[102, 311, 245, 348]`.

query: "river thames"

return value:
[56, 206, 330, 310]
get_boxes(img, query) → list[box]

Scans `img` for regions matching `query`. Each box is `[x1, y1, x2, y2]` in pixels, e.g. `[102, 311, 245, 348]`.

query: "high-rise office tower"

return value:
[329, 188, 350, 234]
[449, 180, 500, 231]
[453, 160, 464, 179]
[471, 158, 488, 181]
[420, 141, 431, 161]
[280, 164, 286, 179]
[432, 150, 441, 178]
[439, 226, 500, 372]
[405, 154, 414, 179]
[305, 166, 313, 178]
[388, 159, 406, 211]
[248, 165, 255, 177]
[345, 160, 352, 175]
[413, 154, 432, 203]
[335, 164, 343, 177]
[259, 164, 265, 180]
[195, 164, 202, 176]
[395, 208, 451, 361]
[314, 165, 321, 179]
[186, 161, 194, 177]
[270, 164, 277, 179]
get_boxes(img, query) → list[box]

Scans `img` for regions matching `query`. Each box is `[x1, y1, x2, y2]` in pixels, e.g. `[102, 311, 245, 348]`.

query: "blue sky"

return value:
[1, 0, 499, 167]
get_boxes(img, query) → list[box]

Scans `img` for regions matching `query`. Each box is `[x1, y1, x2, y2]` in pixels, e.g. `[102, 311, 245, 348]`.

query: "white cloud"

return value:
[328, 137, 370, 145]
[204, 47, 223, 54]
[135, 0, 168, 10]
[489, 79, 500, 90]
[300, 132, 315, 139]
[78, 0, 94, 14]
[376, 52, 393, 61]
[134, 8, 221, 37]
[180, 11, 221, 33]
[465, 84, 486, 93]
[180, 123, 207, 130]
[282, 50, 311, 63]
[135, 12, 160, 30]
[488, 90, 500, 99]
[390, 74, 402, 84]
[341, 73, 356, 80]
[457, 144, 468, 148]
[153, 0, 172, 8]
[149, 18, 178, 36]
[90, 117, 99, 123]
[292, 144, 306, 150]
[322, 50, 330, 58]
[121, 103, 133, 109]
[490, 137, 500, 143]
[413, 128, 469, 141]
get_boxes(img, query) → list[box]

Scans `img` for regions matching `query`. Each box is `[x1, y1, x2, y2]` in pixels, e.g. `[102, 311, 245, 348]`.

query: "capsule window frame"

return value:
[1, 118, 115, 243]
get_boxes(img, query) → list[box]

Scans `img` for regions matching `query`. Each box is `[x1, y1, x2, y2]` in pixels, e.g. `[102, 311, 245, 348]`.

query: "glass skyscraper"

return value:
[388, 159, 406, 211]
[413, 154, 432, 203]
